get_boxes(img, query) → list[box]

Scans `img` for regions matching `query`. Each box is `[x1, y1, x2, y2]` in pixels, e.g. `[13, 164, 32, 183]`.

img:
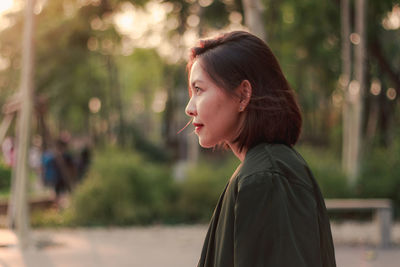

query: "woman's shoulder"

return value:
[236, 143, 314, 191]
[237, 143, 291, 177]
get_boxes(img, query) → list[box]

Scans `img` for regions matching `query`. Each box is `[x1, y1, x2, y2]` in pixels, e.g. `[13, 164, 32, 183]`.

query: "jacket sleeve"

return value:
[233, 172, 322, 267]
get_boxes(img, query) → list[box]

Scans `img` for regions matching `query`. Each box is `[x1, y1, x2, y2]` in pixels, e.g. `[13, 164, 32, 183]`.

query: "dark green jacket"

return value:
[198, 143, 336, 267]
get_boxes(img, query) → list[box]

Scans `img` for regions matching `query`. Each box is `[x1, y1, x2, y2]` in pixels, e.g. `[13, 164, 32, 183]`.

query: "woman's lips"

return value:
[193, 123, 204, 133]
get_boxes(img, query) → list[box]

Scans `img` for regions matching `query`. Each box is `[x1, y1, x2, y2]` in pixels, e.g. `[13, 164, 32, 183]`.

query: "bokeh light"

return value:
[382, 4, 400, 30]
[89, 97, 102, 113]
[386, 88, 397, 100]
[0, 0, 14, 15]
[370, 79, 381, 96]
[350, 33, 360, 45]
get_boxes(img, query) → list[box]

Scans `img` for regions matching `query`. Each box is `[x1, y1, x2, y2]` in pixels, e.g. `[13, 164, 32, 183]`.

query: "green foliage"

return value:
[68, 147, 174, 225]
[118, 48, 165, 107]
[31, 144, 400, 227]
[31, 208, 73, 228]
[357, 143, 400, 216]
[201, 0, 230, 29]
[0, 163, 12, 193]
[68, 149, 239, 225]
[32, 150, 240, 227]
[296, 146, 350, 198]
[299, 144, 400, 218]
[173, 156, 240, 223]
[126, 124, 171, 163]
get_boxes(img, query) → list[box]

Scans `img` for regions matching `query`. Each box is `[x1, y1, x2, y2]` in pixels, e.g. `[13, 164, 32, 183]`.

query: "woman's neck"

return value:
[229, 143, 247, 162]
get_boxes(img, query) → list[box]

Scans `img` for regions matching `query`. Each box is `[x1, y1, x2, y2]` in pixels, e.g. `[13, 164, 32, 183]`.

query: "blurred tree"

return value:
[0, 0, 398, 162]
[242, 0, 266, 40]
[0, 0, 160, 147]
[34, 0, 125, 144]
[365, 1, 400, 146]
[117, 48, 165, 140]
[262, 0, 399, 152]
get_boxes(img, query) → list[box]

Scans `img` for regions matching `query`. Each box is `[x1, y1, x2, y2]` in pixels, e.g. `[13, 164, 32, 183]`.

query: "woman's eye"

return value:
[194, 86, 202, 94]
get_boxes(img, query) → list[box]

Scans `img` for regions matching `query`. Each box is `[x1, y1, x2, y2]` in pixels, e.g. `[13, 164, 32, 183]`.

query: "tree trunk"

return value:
[242, 0, 267, 41]
[341, 0, 367, 184]
[105, 55, 126, 146]
[341, 0, 352, 180]
[348, 0, 366, 184]
[10, 0, 36, 248]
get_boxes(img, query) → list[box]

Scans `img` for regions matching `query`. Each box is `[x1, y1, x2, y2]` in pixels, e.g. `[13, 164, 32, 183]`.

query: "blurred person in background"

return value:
[76, 145, 91, 182]
[184, 31, 336, 267]
[42, 138, 76, 207]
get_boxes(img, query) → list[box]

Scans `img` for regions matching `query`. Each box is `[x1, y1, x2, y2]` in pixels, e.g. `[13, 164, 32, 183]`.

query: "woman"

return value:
[185, 31, 336, 267]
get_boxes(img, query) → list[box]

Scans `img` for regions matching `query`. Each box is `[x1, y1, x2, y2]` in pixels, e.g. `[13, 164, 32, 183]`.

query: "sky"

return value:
[0, 0, 15, 17]
[0, 0, 19, 31]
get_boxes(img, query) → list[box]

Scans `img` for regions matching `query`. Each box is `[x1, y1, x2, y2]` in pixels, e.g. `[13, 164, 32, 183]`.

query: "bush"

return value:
[296, 146, 350, 198]
[31, 208, 72, 227]
[299, 144, 400, 219]
[0, 163, 11, 193]
[357, 144, 400, 217]
[68, 148, 174, 226]
[173, 156, 240, 223]
[34, 143, 400, 227]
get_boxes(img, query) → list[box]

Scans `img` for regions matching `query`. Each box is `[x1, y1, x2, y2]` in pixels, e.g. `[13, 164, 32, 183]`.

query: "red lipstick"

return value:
[193, 123, 204, 133]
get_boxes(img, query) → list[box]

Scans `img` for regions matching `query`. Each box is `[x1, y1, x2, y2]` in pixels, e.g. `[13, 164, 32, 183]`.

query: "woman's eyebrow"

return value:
[191, 79, 204, 87]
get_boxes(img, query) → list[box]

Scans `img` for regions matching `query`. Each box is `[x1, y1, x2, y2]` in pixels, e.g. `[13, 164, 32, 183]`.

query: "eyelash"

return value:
[194, 86, 202, 94]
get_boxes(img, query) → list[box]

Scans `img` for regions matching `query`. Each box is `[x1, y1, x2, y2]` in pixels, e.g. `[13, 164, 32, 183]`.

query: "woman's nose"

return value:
[185, 97, 197, 117]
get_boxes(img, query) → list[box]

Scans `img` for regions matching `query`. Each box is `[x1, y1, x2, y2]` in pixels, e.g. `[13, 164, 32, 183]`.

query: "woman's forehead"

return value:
[190, 60, 205, 84]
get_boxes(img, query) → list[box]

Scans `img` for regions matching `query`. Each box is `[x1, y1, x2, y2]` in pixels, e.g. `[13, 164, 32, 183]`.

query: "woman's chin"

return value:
[198, 139, 216, 148]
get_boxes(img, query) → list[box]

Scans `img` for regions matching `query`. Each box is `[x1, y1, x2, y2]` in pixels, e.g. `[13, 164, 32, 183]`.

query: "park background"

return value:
[0, 0, 399, 247]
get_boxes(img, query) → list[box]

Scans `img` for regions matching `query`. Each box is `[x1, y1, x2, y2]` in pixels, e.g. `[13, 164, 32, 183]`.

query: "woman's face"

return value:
[185, 59, 243, 148]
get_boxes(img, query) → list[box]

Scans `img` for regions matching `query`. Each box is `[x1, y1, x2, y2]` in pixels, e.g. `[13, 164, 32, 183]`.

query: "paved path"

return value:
[1, 224, 400, 267]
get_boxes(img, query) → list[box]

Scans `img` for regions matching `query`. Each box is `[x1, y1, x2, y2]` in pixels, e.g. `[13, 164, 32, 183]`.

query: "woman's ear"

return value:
[238, 80, 252, 112]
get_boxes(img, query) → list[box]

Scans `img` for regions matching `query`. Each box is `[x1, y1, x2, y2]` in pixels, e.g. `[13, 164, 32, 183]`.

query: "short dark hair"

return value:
[187, 31, 302, 151]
